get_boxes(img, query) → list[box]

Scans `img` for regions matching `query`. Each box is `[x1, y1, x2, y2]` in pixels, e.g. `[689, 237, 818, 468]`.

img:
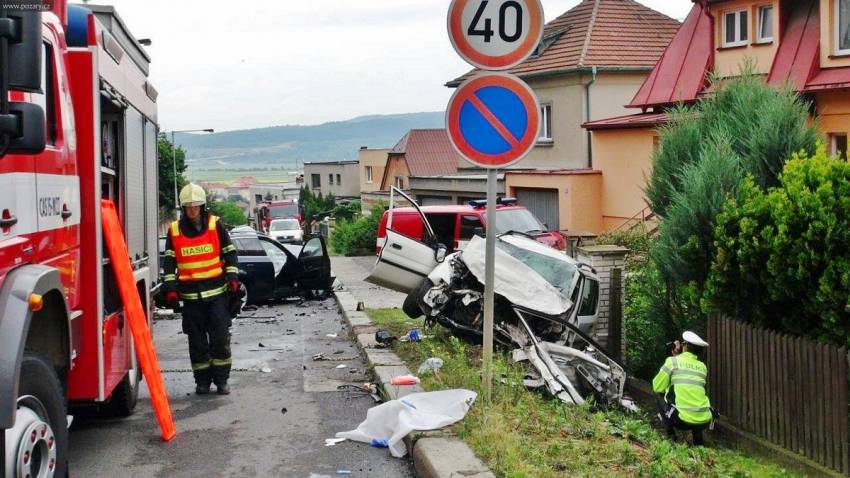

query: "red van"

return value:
[376, 197, 566, 254]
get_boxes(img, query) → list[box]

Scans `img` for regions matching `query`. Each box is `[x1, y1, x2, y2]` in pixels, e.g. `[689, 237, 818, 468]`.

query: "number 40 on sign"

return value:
[448, 0, 544, 70]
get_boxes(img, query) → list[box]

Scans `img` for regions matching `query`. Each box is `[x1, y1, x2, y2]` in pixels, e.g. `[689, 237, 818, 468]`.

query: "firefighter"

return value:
[163, 184, 240, 395]
[653, 331, 714, 446]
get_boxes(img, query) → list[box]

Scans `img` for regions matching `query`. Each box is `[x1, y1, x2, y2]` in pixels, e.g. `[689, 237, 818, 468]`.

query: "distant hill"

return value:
[176, 112, 444, 171]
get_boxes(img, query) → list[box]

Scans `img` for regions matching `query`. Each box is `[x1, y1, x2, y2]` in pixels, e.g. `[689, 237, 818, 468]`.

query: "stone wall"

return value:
[576, 245, 628, 357]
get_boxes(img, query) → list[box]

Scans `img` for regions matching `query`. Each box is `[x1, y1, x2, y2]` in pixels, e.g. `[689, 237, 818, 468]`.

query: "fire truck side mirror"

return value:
[5, 11, 42, 92]
[3, 101, 45, 154]
[0, 10, 45, 156]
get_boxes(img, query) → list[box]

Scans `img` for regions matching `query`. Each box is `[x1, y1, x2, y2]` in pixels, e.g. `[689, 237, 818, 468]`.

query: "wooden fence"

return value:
[707, 316, 849, 475]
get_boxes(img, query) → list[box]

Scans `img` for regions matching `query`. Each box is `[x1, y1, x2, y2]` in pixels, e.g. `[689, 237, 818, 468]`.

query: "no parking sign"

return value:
[446, 73, 540, 168]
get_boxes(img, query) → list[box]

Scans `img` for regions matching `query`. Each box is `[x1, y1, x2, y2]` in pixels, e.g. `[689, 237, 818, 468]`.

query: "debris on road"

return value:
[324, 437, 347, 447]
[389, 375, 420, 386]
[326, 333, 339, 338]
[375, 330, 396, 345]
[313, 353, 359, 362]
[336, 364, 348, 369]
[417, 357, 444, 375]
[337, 389, 477, 457]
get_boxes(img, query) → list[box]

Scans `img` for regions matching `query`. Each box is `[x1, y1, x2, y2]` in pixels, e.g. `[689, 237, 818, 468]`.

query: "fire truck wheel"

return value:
[7, 354, 69, 478]
[103, 366, 141, 417]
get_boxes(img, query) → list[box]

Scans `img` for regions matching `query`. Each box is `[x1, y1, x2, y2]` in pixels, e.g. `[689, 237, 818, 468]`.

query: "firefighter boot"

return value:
[196, 383, 211, 395]
[215, 381, 230, 395]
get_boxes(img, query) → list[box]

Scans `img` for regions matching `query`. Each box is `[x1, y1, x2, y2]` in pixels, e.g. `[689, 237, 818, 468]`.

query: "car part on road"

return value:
[375, 330, 397, 345]
[508, 308, 632, 409]
[390, 375, 420, 385]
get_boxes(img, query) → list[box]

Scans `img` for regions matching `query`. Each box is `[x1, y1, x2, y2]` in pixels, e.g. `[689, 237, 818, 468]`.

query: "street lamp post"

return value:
[167, 128, 214, 217]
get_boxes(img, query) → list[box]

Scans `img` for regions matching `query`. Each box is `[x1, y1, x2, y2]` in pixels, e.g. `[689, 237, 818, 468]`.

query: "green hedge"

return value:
[330, 204, 384, 256]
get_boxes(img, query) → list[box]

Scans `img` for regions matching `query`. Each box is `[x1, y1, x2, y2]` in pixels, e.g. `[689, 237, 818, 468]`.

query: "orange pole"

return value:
[101, 200, 176, 442]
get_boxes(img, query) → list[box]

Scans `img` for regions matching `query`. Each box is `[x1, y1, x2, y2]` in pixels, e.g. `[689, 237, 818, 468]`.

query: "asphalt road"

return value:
[67, 297, 415, 478]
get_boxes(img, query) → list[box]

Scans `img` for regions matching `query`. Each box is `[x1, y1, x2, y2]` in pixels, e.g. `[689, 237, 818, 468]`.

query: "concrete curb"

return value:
[333, 288, 495, 478]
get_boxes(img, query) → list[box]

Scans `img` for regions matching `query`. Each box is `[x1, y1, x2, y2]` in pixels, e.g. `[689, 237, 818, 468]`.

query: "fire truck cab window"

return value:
[34, 43, 58, 145]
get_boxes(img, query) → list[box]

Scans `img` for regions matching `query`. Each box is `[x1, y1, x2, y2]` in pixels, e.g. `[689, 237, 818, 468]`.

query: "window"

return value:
[459, 215, 483, 239]
[329, 173, 334, 185]
[33, 43, 57, 145]
[233, 236, 265, 256]
[577, 278, 599, 317]
[311, 174, 321, 188]
[336, 174, 341, 186]
[722, 10, 748, 47]
[394, 176, 404, 189]
[365, 166, 374, 183]
[757, 5, 774, 43]
[260, 239, 288, 276]
[832, 133, 848, 160]
[538, 104, 552, 142]
[837, 0, 850, 54]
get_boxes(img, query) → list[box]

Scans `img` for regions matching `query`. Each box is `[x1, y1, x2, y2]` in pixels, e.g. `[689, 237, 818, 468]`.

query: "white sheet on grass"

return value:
[336, 389, 477, 457]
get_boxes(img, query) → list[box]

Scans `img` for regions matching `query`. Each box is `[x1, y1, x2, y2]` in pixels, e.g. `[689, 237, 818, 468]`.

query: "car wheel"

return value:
[5, 354, 68, 478]
[403, 278, 433, 319]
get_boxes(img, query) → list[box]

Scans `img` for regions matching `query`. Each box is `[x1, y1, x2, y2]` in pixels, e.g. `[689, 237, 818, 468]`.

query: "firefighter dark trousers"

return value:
[657, 397, 706, 446]
[182, 295, 232, 386]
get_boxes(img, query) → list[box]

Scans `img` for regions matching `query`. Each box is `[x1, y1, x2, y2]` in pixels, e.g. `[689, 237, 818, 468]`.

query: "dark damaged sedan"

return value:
[229, 230, 334, 304]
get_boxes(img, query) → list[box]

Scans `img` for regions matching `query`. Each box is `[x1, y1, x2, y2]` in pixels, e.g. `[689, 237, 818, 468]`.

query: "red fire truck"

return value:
[257, 199, 301, 232]
[1, 3, 159, 475]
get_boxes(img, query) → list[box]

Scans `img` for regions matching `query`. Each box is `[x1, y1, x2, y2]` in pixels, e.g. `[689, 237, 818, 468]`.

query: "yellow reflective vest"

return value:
[652, 351, 712, 425]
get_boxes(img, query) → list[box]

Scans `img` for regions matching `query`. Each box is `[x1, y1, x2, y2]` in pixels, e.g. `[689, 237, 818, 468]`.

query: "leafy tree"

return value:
[264, 192, 273, 200]
[643, 69, 818, 329]
[706, 148, 850, 344]
[207, 198, 247, 227]
[299, 186, 336, 222]
[330, 204, 384, 256]
[157, 137, 188, 219]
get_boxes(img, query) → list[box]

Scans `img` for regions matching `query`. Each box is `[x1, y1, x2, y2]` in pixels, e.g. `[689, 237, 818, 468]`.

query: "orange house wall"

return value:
[505, 172, 603, 233]
[817, 91, 850, 141]
[711, 0, 780, 77]
[591, 128, 657, 232]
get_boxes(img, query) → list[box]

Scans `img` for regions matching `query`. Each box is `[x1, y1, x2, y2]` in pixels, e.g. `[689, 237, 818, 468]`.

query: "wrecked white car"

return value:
[367, 188, 633, 409]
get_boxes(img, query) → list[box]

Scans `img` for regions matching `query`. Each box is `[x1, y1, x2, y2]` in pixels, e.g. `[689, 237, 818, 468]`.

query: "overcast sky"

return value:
[81, 0, 693, 132]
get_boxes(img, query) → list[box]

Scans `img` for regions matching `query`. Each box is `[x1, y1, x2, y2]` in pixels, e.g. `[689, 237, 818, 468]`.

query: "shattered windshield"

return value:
[494, 209, 546, 234]
[496, 238, 576, 294]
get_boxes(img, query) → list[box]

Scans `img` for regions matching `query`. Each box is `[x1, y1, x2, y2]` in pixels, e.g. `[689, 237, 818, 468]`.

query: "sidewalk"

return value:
[330, 255, 495, 478]
[331, 256, 406, 309]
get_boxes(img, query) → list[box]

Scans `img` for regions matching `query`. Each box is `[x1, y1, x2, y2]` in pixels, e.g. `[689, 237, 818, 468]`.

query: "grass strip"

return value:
[367, 308, 798, 478]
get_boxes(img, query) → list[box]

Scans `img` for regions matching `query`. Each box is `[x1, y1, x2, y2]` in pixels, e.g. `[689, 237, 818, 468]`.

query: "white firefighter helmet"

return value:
[179, 183, 206, 207]
[682, 331, 709, 347]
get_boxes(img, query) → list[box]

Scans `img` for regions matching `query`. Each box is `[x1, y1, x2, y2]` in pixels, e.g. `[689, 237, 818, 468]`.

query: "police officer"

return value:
[653, 331, 713, 446]
[163, 184, 240, 395]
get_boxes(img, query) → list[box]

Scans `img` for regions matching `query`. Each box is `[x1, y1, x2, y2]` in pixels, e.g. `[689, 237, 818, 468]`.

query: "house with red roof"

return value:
[379, 128, 471, 191]
[438, 0, 680, 232]
[584, 0, 850, 231]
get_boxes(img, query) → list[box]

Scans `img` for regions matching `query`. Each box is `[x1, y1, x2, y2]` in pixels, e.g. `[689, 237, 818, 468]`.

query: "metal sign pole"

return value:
[482, 167, 497, 401]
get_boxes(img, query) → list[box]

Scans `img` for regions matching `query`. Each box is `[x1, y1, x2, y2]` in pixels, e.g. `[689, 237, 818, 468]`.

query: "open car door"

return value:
[297, 236, 333, 291]
[367, 187, 445, 294]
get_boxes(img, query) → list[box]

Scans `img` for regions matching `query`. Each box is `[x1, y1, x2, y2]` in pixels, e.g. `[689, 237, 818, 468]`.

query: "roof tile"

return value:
[390, 129, 468, 177]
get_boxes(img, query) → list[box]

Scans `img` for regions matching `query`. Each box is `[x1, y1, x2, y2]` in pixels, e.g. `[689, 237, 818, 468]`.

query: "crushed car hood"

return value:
[439, 235, 574, 316]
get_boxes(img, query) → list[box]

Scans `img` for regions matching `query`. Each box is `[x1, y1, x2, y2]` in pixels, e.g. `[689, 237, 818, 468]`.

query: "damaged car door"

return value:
[296, 236, 333, 292]
[367, 187, 447, 293]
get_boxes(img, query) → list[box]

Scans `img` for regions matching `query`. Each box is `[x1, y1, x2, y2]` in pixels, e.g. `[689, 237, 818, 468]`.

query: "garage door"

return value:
[418, 195, 454, 206]
[515, 188, 560, 231]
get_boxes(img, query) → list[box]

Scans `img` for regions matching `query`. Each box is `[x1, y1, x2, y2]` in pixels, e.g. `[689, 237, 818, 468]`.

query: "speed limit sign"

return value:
[448, 0, 544, 70]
